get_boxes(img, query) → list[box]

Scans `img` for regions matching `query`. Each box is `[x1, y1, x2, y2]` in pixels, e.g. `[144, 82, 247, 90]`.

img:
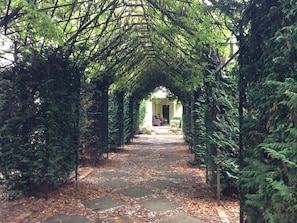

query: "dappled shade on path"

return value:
[1, 135, 239, 223]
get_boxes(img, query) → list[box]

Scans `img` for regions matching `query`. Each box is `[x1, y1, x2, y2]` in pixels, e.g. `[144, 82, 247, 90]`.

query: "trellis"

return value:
[2, 1, 296, 222]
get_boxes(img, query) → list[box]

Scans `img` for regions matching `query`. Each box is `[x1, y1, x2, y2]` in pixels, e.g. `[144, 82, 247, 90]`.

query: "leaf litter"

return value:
[0, 135, 239, 223]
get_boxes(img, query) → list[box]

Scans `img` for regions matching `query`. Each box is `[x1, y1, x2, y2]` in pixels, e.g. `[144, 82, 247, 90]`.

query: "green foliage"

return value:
[187, 42, 240, 195]
[239, 0, 297, 222]
[3, 6, 296, 223]
[204, 74, 239, 194]
[124, 96, 136, 143]
[0, 53, 81, 198]
[80, 82, 103, 164]
[182, 98, 193, 148]
[138, 99, 147, 130]
[108, 91, 125, 149]
[85, 79, 109, 157]
[192, 89, 207, 166]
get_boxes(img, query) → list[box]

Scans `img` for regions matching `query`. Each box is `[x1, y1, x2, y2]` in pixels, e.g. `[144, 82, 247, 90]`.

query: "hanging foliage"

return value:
[2, 3, 285, 218]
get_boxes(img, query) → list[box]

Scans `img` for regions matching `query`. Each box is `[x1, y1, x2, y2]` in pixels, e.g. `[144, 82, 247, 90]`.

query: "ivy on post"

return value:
[133, 101, 141, 135]
[94, 78, 110, 158]
[124, 95, 136, 143]
[109, 90, 125, 150]
[182, 95, 193, 150]
[237, 20, 248, 223]
[192, 88, 207, 167]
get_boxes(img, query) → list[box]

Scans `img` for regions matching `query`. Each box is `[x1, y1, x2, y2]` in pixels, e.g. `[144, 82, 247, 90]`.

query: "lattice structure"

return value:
[1, 0, 225, 98]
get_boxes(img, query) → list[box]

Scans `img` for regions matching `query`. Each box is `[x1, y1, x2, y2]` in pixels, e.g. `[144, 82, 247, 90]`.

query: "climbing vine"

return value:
[108, 90, 125, 150]
[1, 3, 296, 223]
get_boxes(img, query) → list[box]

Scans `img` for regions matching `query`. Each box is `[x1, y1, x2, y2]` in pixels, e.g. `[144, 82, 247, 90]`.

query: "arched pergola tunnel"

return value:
[1, 1, 297, 222]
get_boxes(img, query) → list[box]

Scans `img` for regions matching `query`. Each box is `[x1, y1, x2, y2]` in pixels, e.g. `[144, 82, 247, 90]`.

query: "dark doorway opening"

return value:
[162, 105, 169, 125]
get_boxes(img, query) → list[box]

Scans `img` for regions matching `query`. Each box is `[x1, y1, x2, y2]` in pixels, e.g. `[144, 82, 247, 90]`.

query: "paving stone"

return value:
[118, 186, 154, 198]
[40, 135, 223, 223]
[153, 214, 206, 223]
[165, 155, 182, 161]
[126, 159, 157, 165]
[82, 196, 125, 211]
[155, 167, 175, 173]
[140, 162, 158, 167]
[102, 215, 135, 223]
[166, 173, 189, 180]
[148, 180, 177, 189]
[101, 171, 126, 179]
[43, 214, 90, 223]
[100, 178, 132, 188]
[139, 197, 182, 212]
[120, 167, 137, 171]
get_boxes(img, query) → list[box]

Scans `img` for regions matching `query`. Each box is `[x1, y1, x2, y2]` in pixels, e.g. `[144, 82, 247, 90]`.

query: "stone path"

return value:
[43, 135, 210, 223]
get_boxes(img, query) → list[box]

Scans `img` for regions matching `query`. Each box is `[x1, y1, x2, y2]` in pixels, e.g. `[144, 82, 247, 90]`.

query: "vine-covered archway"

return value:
[0, 1, 296, 222]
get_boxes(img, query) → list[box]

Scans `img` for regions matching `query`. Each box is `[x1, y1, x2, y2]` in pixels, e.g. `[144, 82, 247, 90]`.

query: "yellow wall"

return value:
[150, 98, 182, 126]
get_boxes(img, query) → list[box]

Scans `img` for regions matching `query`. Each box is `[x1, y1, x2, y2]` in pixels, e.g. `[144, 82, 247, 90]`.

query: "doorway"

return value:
[162, 105, 169, 125]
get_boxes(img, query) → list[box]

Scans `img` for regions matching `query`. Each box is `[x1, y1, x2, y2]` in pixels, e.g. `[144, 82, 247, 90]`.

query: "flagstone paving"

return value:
[139, 197, 182, 212]
[43, 214, 91, 223]
[165, 173, 190, 180]
[101, 171, 127, 179]
[154, 214, 206, 223]
[100, 178, 133, 188]
[118, 186, 155, 198]
[82, 196, 125, 211]
[105, 215, 136, 223]
[42, 134, 211, 223]
[148, 180, 177, 189]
